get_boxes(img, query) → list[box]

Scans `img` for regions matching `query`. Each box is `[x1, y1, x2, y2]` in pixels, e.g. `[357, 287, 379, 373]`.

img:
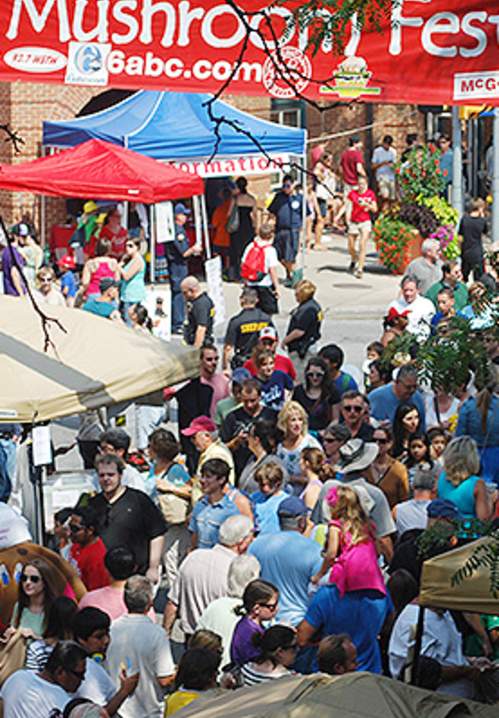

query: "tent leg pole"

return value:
[200, 194, 211, 260]
[150, 205, 156, 284]
[28, 444, 46, 546]
[411, 606, 425, 685]
[301, 153, 307, 274]
[40, 195, 46, 249]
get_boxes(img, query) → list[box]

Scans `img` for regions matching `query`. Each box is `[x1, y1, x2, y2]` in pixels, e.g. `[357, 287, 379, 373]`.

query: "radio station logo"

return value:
[65, 42, 111, 86]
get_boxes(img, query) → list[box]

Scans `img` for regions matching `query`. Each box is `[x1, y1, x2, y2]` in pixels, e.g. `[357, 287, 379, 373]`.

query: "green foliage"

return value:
[452, 529, 499, 599]
[396, 146, 446, 202]
[280, 0, 393, 54]
[373, 214, 414, 274]
[418, 195, 459, 226]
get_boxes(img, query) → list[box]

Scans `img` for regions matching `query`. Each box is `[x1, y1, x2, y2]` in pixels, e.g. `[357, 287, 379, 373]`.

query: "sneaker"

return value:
[354, 267, 363, 279]
[347, 262, 355, 274]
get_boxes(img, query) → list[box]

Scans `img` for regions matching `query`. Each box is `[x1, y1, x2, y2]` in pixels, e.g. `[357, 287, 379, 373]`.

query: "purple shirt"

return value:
[1, 245, 25, 296]
[230, 616, 264, 666]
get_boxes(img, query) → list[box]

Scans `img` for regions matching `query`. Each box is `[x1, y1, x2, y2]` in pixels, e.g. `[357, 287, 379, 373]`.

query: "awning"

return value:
[0, 296, 199, 423]
[43, 91, 306, 160]
[0, 139, 204, 203]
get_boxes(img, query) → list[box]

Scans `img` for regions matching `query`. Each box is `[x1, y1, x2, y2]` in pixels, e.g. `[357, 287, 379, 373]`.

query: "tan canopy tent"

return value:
[419, 537, 498, 615]
[176, 673, 495, 718]
[0, 296, 199, 423]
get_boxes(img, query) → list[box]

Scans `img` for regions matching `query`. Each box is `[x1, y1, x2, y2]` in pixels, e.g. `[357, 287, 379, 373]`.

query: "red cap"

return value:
[181, 416, 216, 436]
[58, 253, 76, 271]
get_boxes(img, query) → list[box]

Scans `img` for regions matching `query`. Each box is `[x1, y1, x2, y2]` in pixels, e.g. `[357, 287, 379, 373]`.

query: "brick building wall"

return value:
[307, 101, 425, 174]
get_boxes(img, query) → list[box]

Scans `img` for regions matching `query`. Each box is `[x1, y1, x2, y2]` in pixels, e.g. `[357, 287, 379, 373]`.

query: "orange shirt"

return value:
[212, 199, 232, 248]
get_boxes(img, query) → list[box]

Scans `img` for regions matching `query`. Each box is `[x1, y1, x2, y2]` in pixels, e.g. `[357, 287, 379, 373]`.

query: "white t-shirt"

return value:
[1, 669, 70, 718]
[107, 614, 175, 718]
[389, 604, 472, 697]
[423, 392, 460, 430]
[387, 296, 435, 338]
[196, 595, 240, 668]
[372, 146, 397, 180]
[76, 657, 116, 705]
[242, 240, 278, 288]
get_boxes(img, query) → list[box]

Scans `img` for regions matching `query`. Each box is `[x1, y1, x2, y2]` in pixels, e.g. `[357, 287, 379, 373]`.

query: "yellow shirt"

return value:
[165, 690, 200, 716]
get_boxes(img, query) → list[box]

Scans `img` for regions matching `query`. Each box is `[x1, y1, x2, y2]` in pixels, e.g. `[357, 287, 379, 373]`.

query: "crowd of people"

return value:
[1, 214, 498, 716]
[0, 135, 499, 717]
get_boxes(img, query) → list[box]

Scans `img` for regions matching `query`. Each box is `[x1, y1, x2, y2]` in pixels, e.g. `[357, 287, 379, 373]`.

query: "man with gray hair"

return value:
[393, 463, 438, 535]
[406, 238, 442, 294]
[387, 274, 436, 337]
[249, 496, 322, 627]
[197, 553, 261, 667]
[368, 364, 426, 427]
[163, 514, 254, 641]
[106, 575, 175, 718]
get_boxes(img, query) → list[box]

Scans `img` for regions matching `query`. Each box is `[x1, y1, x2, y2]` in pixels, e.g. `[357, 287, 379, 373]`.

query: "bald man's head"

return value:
[181, 275, 201, 301]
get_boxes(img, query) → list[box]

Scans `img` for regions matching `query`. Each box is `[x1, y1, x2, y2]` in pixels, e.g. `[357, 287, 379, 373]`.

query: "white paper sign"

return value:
[32, 425, 52, 466]
[155, 201, 175, 244]
[143, 286, 172, 341]
[205, 256, 226, 327]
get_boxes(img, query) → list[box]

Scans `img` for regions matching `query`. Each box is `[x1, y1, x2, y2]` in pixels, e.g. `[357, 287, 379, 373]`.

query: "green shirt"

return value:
[426, 280, 469, 311]
[214, 397, 240, 427]
[11, 603, 45, 637]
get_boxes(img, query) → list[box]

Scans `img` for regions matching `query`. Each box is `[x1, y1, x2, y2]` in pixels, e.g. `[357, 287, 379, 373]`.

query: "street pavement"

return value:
[53, 230, 400, 469]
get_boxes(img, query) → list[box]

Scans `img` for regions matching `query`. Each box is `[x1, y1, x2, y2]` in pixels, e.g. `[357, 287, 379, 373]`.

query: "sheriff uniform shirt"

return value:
[286, 298, 323, 356]
[224, 307, 272, 364]
[184, 292, 215, 346]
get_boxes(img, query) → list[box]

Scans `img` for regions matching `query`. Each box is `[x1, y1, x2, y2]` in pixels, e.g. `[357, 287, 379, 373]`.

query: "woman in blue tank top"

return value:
[119, 237, 146, 325]
[437, 436, 492, 521]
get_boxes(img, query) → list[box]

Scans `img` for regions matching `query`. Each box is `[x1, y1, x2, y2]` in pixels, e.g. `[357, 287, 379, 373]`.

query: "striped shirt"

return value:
[240, 663, 293, 687]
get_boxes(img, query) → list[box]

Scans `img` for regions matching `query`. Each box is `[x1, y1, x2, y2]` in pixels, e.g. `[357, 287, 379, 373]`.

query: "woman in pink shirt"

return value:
[81, 238, 120, 299]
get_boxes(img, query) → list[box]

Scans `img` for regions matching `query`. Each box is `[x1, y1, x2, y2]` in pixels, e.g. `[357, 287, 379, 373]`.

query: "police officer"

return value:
[180, 275, 215, 348]
[166, 203, 200, 334]
[223, 287, 273, 370]
[268, 175, 307, 287]
[282, 279, 323, 382]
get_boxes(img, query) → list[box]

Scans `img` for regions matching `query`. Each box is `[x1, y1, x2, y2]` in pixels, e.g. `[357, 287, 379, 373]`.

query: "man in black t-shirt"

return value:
[88, 454, 166, 579]
[457, 199, 487, 282]
[220, 378, 276, 476]
[223, 287, 272, 370]
[181, 275, 215, 347]
[282, 279, 323, 382]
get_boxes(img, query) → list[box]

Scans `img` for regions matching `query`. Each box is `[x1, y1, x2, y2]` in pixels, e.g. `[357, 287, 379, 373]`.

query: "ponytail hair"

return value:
[252, 625, 296, 666]
[234, 579, 277, 617]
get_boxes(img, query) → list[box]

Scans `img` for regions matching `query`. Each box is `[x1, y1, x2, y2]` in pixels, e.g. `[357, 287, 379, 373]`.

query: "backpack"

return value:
[241, 242, 266, 282]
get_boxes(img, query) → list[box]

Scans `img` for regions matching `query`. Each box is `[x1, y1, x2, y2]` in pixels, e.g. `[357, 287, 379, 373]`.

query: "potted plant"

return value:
[373, 214, 416, 274]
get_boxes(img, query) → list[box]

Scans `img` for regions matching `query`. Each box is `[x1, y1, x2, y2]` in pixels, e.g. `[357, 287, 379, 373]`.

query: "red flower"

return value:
[443, 170, 448, 177]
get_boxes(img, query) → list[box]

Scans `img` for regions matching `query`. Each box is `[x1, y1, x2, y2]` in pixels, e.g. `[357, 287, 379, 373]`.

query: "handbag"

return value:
[0, 629, 27, 687]
[157, 467, 190, 526]
[226, 201, 240, 234]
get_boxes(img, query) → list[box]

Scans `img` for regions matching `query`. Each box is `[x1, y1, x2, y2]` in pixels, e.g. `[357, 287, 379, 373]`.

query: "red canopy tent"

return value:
[0, 139, 203, 202]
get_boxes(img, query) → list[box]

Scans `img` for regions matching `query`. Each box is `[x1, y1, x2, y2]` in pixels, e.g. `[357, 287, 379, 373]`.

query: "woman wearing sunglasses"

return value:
[292, 357, 340, 434]
[11, 558, 61, 637]
[370, 426, 409, 509]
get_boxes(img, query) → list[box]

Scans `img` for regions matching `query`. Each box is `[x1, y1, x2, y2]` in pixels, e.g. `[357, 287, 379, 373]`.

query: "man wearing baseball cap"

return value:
[181, 416, 235, 486]
[249, 496, 322, 627]
[165, 202, 200, 334]
[82, 277, 121, 320]
[243, 326, 296, 381]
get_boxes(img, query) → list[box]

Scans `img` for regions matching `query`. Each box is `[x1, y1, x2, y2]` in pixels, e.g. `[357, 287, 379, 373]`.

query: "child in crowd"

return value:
[230, 580, 279, 667]
[427, 427, 449, 465]
[403, 432, 433, 489]
[57, 252, 79, 307]
[299, 448, 325, 510]
[165, 648, 221, 716]
[254, 349, 293, 412]
[311, 485, 386, 596]
[250, 462, 287, 535]
[363, 341, 385, 390]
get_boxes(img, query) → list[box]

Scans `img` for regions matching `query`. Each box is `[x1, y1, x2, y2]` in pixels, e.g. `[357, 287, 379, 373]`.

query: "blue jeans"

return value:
[0, 438, 16, 502]
[169, 263, 188, 331]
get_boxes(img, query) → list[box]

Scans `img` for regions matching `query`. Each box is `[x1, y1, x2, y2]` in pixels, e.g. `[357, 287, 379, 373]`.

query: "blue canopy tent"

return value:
[43, 90, 306, 160]
[43, 91, 307, 278]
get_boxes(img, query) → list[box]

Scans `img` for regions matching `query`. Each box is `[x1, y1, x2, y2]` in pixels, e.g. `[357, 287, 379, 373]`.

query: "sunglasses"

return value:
[343, 405, 363, 413]
[39, 277, 52, 283]
[21, 574, 41, 584]
[374, 437, 389, 444]
[125, 242, 135, 248]
[69, 524, 84, 533]
[306, 372, 325, 379]
[322, 436, 338, 443]
[260, 601, 278, 610]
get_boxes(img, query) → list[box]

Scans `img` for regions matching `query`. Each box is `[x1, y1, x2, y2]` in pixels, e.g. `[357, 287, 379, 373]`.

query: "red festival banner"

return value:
[0, 1, 498, 105]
